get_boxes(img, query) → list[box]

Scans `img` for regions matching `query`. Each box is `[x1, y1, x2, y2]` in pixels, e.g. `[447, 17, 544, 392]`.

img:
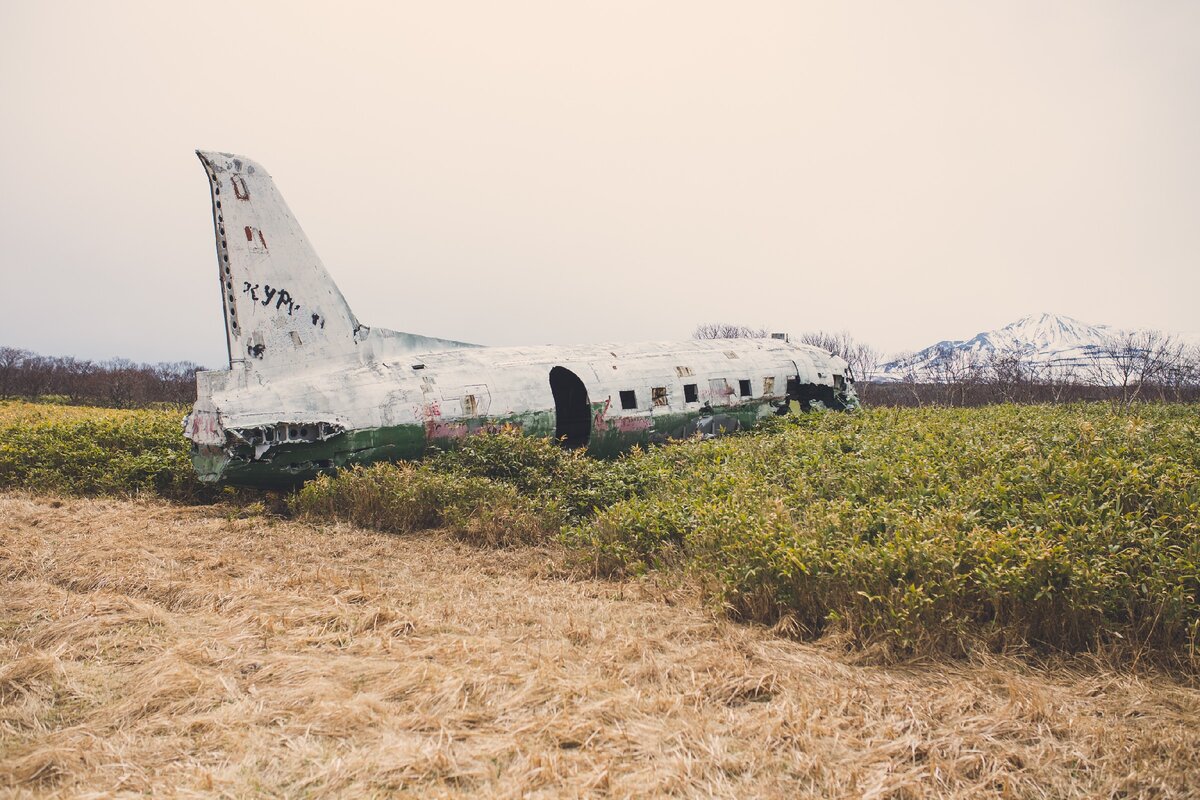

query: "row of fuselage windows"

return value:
[618, 377, 768, 411]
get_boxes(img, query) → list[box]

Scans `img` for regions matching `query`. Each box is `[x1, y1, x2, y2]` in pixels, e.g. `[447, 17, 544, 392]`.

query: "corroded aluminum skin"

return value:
[184, 152, 856, 485]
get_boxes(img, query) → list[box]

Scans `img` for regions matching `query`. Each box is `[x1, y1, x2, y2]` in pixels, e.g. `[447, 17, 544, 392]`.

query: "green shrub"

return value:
[0, 401, 206, 500]
[295, 405, 1200, 661]
[291, 461, 560, 546]
[564, 404, 1200, 662]
[425, 428, 649, 520]
[21, 396, 1192, 663]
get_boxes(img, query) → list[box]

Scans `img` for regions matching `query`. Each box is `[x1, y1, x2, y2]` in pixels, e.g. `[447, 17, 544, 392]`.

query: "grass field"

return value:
[297, 404, 1200, 665]
[2, 401, 1200, 795]
[3, 399, 1199, 664]
[2, 495, 1198, 798]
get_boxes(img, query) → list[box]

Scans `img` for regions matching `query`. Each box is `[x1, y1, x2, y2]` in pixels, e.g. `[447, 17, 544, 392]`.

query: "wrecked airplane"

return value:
[183, 151, 858, 486]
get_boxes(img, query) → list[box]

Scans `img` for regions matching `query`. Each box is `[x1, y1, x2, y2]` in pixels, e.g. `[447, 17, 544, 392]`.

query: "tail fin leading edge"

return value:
[198, 150, 362, 370]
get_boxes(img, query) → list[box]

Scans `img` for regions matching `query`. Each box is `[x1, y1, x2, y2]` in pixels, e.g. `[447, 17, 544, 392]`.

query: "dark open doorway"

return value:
[549, 366, 590, 449]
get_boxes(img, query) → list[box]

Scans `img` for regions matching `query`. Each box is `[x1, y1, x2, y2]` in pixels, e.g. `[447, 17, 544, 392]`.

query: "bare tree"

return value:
[692, 322, 771, 340]
[886, 350, 926, 407]
[1158, 342, 1200, 402]
[925, 346, 985, 406]
[986, 346, 1034, 404]
[0, 347, 30, 399]
[58, 356, 96, 404]
[13, 353, 53, 398]
[99, 357, 139, 407]
[1032, 359, 1080, 405]
[1088, 329, 1184, 409]
[798, 330, 882, 383]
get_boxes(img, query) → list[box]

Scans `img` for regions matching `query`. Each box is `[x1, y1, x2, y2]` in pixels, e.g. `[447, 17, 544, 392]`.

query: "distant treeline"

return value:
[858, 380, 1200, 408]
[7, 325, 1200, 412]
[858, 328, 1200, 408]
[0, 347, 203, 407]
[695, 323, 1200, 409]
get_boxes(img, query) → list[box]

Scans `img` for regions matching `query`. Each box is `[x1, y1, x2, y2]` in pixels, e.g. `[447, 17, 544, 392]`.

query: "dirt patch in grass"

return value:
[1, 494, 1198, 798]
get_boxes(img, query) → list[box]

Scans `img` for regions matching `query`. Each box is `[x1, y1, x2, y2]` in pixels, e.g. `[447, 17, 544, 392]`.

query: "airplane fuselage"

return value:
[187, 335, 856, 487]
[181, 151, 857, 487]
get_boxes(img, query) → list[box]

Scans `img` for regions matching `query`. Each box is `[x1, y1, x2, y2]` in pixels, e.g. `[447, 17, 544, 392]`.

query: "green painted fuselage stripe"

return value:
[196, 400, 779, 488]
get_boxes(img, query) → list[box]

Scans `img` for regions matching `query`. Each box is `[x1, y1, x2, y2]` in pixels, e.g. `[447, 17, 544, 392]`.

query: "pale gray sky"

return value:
[2, 1, 1197, 366]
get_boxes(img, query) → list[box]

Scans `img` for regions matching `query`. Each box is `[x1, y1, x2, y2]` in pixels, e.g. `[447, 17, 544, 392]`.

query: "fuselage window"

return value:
[683, 383, 698, 403]
[651, 387, 668, 407]
[738, 379, 752, 397]
[619, 390, 638, 410]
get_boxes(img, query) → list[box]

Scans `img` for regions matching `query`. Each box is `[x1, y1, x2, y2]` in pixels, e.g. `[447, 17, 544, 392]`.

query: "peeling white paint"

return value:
[196, 150, 476, 371]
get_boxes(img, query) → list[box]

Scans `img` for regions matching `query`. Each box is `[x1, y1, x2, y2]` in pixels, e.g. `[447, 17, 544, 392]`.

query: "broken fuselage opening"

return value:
[549, 366, 591, 449]
[783, 377, 857, 413]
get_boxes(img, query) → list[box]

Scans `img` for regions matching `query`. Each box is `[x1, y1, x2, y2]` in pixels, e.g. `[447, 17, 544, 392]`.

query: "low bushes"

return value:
[5, 396, 1198, 663]
[0, 401, 205, 500]
[292, 431, 650, 546]
[294, 405, 1200, 664]
[293, 461, 559, 547]
[423, 428, 650, 519]
[571, 406, 1200, 661]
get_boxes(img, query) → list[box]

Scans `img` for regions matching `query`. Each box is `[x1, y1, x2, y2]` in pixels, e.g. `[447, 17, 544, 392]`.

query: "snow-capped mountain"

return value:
[877, 313, 1194, 381]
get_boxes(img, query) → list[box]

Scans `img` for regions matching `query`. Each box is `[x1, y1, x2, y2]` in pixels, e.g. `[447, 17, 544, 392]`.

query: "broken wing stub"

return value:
[197, 150, 364, 371]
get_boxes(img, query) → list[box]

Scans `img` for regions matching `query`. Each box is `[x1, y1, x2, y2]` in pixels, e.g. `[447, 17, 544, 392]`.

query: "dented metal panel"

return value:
[183, 152, 858, 486]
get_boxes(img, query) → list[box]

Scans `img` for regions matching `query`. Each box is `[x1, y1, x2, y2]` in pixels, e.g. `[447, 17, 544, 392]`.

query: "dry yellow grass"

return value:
[1, 494, 1198, 798]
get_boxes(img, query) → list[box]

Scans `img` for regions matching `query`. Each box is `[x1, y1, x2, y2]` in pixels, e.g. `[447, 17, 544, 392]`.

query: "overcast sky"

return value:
[2, 1, 1197, 366]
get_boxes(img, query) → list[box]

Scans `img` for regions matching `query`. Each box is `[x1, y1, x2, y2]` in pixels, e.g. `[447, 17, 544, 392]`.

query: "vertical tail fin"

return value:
[198, 151, 363, 370]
